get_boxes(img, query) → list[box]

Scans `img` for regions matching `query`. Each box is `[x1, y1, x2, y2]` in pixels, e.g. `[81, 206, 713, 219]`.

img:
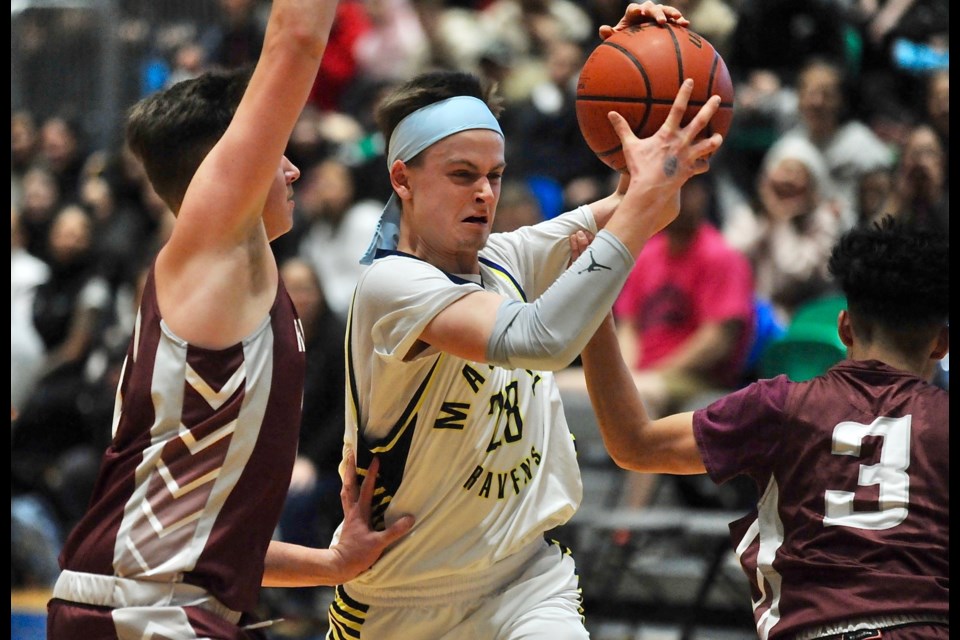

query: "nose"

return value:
[476, 177, 495, 202]
[283, 157, 301, 184]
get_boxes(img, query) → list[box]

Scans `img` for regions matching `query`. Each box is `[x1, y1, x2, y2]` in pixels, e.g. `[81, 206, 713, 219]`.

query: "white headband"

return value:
[359, 95, 503, 265]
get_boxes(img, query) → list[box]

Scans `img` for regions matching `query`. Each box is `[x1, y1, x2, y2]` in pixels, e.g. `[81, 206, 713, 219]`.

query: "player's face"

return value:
[403, 129, 505, 269]
[264, 155, 300, 241]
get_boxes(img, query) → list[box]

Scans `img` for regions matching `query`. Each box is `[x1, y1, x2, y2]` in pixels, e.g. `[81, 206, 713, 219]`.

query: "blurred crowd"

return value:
[10, 0, 948, 615]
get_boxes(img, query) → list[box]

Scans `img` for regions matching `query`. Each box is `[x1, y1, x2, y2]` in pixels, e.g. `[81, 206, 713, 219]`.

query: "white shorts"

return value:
[326, 539, 588, 640]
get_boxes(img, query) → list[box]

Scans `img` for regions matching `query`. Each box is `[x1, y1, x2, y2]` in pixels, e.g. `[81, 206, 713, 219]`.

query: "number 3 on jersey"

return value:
[824, 415, 910, 530]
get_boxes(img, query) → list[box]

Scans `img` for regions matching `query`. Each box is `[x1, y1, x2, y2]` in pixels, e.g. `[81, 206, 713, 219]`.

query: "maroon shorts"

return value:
[47, 598, 269, 640]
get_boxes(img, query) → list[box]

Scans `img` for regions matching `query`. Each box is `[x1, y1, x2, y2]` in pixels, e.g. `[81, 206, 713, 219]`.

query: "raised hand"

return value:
[607, 79, 723, 238]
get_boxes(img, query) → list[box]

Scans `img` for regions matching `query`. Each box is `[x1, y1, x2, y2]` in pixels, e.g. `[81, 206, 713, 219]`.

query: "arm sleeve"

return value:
[485, 229, 634, 370]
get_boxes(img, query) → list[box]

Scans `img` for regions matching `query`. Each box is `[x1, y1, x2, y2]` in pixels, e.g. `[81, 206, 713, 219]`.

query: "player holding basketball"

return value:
[46, 0, 413, 637]
[577, 215, 948, 639]
[326, 2, 724, 637]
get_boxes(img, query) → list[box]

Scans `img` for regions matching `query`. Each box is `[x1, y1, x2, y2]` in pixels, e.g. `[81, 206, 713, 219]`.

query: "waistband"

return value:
[791, 613, 949, 640]
[344, 537, 548, 607]
[52, 569, 242, 625]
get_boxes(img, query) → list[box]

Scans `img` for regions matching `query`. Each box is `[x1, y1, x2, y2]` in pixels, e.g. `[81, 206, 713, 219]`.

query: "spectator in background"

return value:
[11, 204, 50, 415]
[874, 122, 947, 232]
[166, 40, 207, 86]
[726, 1, 851, 87]
[854, 0, 948, 123]
[17, 166, 62, 261]
[855, 165, 894, 227]
[308, 0, 373, 111]
[924, 68, 948, 171]
[200, 0, 267, 70]
[298, 157, 382, 320]
[672, 0, 738, 59]
[12, 110, 41, 206]
[501, 38, 610, 213]
[411, 0, 491, 72]
[480, 0, 594, 102]
[724, 136, 844, 326]
[79, 174, 155, 294]
[768, 57, 894, 228]
[12, 204, 112, 532]
[353, 0, 430, 84]
[38, 115, 89, 206]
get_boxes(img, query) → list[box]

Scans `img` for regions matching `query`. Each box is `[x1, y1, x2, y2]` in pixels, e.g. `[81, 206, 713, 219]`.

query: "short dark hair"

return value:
[828, 215, 949, 350]
[125, 66, 252, 213]
[374, 70, 503, 165]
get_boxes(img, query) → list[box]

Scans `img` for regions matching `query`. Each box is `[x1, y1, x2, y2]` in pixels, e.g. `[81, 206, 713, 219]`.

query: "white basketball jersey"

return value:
[336, 207, 596, 601]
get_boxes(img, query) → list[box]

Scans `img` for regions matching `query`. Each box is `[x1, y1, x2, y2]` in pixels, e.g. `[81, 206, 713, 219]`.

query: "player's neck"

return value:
[849, 343, 938, 381]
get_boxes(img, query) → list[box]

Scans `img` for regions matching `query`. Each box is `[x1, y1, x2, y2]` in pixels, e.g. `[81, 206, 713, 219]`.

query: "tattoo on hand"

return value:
[663, 155, 678, 177]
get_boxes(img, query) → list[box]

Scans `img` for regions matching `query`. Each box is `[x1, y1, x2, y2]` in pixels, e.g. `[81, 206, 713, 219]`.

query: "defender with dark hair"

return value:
[46, 1, 412, 638]
[579, 215, 949, 639]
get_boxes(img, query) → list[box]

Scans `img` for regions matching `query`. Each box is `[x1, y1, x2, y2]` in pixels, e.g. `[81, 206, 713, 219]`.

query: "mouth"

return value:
[463, 214, 489, 226]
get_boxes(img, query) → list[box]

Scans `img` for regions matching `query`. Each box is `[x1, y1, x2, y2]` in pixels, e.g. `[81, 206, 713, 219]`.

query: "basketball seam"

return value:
[707, 52, 719, 137]
[666, 24, 684, 88]
[593, 40, 653, 155]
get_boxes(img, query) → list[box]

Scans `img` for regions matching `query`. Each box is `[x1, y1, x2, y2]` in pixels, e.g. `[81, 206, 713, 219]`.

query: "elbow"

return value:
[601, 436, 646, 472]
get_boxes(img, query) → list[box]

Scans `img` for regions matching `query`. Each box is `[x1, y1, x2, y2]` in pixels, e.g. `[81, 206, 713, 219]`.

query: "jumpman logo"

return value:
[578, 249, 612, 274]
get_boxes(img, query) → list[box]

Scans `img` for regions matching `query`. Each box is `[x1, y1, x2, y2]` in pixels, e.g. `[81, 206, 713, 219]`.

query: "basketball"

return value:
[576, 23, 734, 172]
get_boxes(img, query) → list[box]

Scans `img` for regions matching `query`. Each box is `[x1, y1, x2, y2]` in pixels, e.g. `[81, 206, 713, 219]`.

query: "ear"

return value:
[389, 159, 411, 199]
[930, 324, 949, 360]
[837, 309, 854, 347]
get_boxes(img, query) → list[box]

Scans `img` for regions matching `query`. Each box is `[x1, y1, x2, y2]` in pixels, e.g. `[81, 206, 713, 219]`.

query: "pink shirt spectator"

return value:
[614, 224, 754, 387]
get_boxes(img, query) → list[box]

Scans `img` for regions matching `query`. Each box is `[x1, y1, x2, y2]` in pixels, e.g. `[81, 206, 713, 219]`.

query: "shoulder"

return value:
[357, 255, 474, 305]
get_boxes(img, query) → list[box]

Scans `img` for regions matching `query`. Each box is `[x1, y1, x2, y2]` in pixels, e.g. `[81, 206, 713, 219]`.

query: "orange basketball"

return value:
[576, 23, 734, 172]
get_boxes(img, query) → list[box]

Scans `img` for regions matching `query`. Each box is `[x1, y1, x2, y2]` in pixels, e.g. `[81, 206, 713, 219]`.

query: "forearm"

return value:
[581, 315, 652, 469]
[262, 540, 347, 588]
[486, 230, 634, 370]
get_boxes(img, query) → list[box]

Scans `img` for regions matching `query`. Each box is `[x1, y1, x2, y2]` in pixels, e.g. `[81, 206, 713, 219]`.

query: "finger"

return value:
[598, 24, 614, 40]
[681, 94, 722, 140]
[627, 3, 662, 25]
[661, 6, 689, 25]
[662, 78, 694, 132]
[356, 456, 380, 519]
[689, 133, 723, 175]
[340, 450, 358, 507]
[378, 514, 415, 546]
[691, 132, 724, 160]
[607, 111, 638, 145]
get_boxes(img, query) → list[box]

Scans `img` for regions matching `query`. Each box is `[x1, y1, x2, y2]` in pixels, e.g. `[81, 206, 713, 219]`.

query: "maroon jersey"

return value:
[58, 267, 306, 613]
[693, 359, 948, 639]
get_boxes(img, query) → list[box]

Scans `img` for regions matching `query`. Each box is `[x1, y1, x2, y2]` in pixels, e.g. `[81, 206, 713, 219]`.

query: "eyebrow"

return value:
[445, 158, 507, 171]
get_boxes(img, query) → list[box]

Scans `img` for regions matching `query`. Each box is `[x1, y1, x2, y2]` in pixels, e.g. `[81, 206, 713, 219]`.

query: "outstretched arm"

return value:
[262, 454, 414, 587]
[154, 0, 343, 348]
[174, 0, 339, 246]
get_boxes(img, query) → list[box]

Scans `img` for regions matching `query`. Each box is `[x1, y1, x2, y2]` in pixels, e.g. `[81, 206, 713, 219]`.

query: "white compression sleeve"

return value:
[485, 229, 634, 370]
